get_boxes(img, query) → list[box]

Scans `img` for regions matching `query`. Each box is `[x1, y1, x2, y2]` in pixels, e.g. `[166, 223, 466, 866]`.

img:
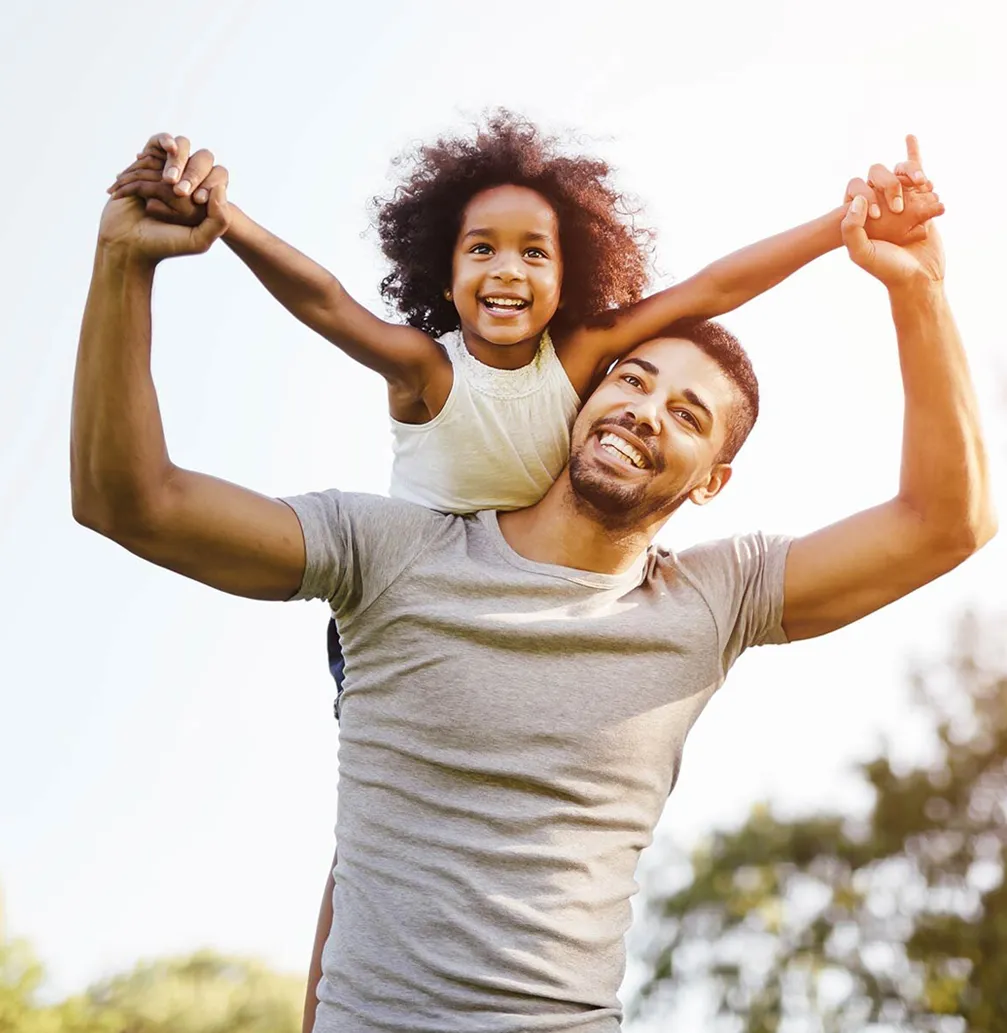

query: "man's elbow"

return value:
[70, 475, 165, 547]
[931, 505, 998, 570]
[963, 506, 998, 555]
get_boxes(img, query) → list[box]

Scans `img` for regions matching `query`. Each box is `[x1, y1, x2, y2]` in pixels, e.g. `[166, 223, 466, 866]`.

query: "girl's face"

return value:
[450, 185, 563, 366]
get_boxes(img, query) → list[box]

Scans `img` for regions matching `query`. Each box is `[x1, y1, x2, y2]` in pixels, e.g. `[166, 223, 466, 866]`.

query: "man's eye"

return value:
[675, 409, 699, 429]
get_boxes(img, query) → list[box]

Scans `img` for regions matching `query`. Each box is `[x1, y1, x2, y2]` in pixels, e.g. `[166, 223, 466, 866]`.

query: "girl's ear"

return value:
[444, 288, 453, 301]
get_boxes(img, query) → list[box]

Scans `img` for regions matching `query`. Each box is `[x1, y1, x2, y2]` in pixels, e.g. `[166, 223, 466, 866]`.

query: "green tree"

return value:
[0, 931, 48, 1033]
[83, 950, 303, 1033]
[0, 922, 303, 1033]
[631, 613, 1007, 1032]
[0, 924, 117, 1033]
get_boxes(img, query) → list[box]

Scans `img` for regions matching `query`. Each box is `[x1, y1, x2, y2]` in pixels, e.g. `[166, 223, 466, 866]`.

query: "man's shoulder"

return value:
[285, 488, 456, 531]
[647, 531, 792, 602]
[283, 489, 472, 611]
[647, 531, 793, 660]
[650, 530, 762, 569]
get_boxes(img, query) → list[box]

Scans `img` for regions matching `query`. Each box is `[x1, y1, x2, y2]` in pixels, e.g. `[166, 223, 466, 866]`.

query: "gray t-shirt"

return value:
[285, 490, 792, 1033]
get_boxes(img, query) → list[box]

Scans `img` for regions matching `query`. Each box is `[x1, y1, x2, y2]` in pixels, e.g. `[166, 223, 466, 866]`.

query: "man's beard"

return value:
[567, 414, 686, 531]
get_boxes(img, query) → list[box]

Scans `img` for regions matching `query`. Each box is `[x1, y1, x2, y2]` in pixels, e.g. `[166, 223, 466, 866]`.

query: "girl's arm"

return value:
[223, 207, 447, 397]
[559, 186, 943, 389]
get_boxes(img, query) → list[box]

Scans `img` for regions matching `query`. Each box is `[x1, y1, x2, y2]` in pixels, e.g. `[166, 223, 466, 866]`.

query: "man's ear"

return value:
[688, 463, 732, 506]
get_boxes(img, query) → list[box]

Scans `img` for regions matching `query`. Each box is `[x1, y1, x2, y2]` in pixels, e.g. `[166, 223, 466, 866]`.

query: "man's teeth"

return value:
[482, 297, 527, 308]
[599, 432, 647, 469]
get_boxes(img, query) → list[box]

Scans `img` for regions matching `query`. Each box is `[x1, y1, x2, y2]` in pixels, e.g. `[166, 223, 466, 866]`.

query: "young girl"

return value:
[108, 113, 939, 1032]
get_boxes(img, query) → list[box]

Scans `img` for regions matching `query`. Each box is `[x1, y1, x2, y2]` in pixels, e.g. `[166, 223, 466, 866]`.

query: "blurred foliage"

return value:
[632, 612, 1007, 1032]
[0, 927, 303, 1033]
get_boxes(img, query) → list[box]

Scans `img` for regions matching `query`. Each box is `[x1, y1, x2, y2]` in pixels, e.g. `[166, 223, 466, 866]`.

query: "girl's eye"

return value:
[525, 248, 547, 259]
[622, 374, 642, 388]
[470, 244, 493, 255]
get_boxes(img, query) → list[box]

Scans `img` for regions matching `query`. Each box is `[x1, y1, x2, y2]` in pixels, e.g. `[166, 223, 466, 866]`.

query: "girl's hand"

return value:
[107, 132, 225, 224]
[843, 135, 943, 247]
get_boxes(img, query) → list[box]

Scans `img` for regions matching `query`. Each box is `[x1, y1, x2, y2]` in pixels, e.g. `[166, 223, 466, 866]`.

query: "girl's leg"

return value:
[327, 619, 346, 718]
[304, 621, 342, 1030]
[302, 848, 337, 1033]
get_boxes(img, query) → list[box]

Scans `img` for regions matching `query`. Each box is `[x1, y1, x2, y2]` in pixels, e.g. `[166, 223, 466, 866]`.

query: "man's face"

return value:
[568, 338, 739, 528]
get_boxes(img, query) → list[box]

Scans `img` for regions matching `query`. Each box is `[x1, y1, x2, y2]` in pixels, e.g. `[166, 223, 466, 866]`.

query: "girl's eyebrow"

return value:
[461, 228, 554, 243]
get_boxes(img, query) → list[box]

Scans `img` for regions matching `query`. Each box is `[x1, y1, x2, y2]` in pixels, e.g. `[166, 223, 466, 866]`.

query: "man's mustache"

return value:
[588, 412, 664, 473]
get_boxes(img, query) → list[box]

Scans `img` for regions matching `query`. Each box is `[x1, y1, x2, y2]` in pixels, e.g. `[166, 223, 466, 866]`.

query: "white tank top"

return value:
[389, 329, 581, 513]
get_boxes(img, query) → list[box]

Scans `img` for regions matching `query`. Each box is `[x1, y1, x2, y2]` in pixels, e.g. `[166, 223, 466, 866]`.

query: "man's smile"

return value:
[593, 425, 654, 471]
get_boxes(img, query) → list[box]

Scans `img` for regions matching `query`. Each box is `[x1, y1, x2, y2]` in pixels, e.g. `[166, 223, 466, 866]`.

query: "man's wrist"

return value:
[887, 274, 946, 310]
[94, 238, 159, 279]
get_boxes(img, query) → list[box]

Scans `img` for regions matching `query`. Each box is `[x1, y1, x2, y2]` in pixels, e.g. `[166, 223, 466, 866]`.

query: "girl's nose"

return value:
[490, 254, 525, 282]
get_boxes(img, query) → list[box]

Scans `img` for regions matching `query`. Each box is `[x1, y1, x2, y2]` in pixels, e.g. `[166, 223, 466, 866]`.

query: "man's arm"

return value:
[108, 134, 447, 402]
[781, 192, 996, 642]
[71, 191, 308, 601]
[559, 142, 943, 388]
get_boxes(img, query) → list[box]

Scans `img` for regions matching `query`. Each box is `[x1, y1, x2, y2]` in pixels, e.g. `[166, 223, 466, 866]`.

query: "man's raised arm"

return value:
[781, 140, 996, 642]
[71, 185, 307, 602]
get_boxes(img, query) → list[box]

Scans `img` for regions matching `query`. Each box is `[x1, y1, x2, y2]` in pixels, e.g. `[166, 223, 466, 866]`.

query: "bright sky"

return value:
[1, 0, 1005, 1015]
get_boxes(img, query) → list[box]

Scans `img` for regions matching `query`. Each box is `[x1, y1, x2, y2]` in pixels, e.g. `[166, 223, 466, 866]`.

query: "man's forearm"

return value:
[893, 281, 995, 545]
[71, 247, 171, 532]
[224, 206, 346, 335]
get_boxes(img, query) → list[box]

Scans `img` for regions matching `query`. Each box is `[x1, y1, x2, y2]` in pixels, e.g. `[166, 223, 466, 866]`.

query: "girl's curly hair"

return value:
[373, 110, 655, 338]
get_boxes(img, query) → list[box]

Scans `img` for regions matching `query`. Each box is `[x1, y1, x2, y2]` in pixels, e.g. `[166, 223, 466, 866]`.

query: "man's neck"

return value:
[496, 472, 657, 576]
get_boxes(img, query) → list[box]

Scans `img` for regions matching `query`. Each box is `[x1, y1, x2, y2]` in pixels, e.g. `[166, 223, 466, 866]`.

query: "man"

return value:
[72, 143, 994, 1032]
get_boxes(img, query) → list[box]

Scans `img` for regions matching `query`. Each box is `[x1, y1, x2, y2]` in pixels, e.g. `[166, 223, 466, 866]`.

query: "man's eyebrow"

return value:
[619, 357, 660, 376]
[682, 388, 715, 426]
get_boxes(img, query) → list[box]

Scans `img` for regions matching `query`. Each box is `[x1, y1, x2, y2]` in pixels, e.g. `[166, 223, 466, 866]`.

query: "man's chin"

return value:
[568, 460, 647, 526]
[568, 454, 685, 530]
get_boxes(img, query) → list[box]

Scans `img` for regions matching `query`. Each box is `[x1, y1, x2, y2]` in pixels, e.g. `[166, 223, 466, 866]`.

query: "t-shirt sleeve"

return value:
[281, 490, 446, 621]
[676, 532, 793, 674]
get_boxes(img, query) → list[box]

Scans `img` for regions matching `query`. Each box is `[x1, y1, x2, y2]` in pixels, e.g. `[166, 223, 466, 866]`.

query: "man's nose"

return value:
[624, 401, 661, 437]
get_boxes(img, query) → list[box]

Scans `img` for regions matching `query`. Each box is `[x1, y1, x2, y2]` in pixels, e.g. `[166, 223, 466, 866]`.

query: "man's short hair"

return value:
[656, 318, 759, 463]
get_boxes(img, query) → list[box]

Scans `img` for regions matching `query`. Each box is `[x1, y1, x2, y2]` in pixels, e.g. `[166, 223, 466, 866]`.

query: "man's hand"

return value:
[842, 137, 944, 289]
[107, 133, 228, 229]
[842, 137, 946, 289]
[97, 184, 229, 265]
[844, 136, 943, 248]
